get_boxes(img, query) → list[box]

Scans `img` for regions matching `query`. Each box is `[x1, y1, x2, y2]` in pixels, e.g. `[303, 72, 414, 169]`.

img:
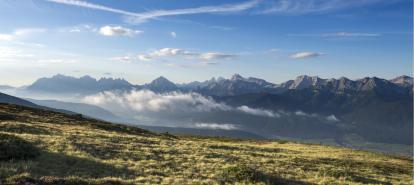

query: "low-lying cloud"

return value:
[83, 90, 340, 124]
[237, 105, 279, 118]
[326, 115, 339, 122]
[295, 110, 340, 122]
[84, 90, 231, 113]
[194, 122, 239, 130]
[83, 90, 277, 118]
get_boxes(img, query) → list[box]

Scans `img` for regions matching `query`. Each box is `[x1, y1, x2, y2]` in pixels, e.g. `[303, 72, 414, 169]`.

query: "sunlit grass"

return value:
[0, 103, 412, 185]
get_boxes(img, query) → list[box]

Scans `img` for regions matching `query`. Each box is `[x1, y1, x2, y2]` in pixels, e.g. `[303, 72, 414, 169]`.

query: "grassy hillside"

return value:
[0, 103, 412, 185]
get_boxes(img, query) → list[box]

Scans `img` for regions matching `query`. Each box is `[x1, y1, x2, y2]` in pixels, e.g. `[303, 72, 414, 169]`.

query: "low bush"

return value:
[216, 164, 264, 184]
[0, 133, 40, 161]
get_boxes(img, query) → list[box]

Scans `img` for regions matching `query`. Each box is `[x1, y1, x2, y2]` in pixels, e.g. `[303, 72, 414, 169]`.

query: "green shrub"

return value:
[216, 164, 264, 183]
[0, 133, 40, 161]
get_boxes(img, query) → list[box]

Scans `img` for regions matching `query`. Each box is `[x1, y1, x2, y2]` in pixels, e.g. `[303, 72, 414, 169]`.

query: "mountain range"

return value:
[0, 73, 412, 155]
[15, 73, 414, 96]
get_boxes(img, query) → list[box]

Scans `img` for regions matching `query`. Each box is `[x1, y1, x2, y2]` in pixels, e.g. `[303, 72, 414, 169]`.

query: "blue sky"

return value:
[0, 0, 412, 86]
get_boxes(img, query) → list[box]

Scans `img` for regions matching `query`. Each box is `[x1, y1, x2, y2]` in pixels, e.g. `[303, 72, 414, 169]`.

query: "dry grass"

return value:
[0, 103, 412, 185]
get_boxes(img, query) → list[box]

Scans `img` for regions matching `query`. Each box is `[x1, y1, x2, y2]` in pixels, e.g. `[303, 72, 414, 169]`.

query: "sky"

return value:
[0, 0, 412, 86]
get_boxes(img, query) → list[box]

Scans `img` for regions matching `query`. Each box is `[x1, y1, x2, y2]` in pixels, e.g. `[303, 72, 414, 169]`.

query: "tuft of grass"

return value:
[216, 164, 265, 184]
[0, 133, 40, 161]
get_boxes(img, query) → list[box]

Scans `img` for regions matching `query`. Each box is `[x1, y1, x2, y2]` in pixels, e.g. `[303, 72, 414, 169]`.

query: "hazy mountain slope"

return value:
[0, 92, 39, 108]
[28, 99, 122, 123]
[214, 85, 413, 146]
[0, 103, 412, 184]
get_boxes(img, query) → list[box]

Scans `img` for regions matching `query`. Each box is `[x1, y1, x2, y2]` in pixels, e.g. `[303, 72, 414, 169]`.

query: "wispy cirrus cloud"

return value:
[109, 55, 134, 63]
[36, 59, 77, 65]
[58, 24, 97, 33]
[290, 52, 324, 59]
[44, 0, 393, 25]
[45, 0, 260, 23]
[288, 31, 381, 38]
[260, 0, 386, 14]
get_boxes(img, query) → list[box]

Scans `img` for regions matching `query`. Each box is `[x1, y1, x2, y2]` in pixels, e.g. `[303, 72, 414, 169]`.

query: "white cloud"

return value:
[289, 32, 381, 38]
[69, 28, 81, 33]
[326, 115, 339, 122]
[83, 90, 232, 113]
[0, 28, 46, 41]
[151, 48, 186, 57]
[201, 61, 220, 66]
[36, 59, 77, 64]
[137, 54, 152, 61]
[237, 105, 279, 118]
[99, 25, 142, 37]
[294, 110, 340, 122]
[193, 123, 239, 130]
[329, 32, 381, 37]
[199, 52, 237, 60]
[291, 52, 324, 59]
[0, 34, 14, 41]
[170, 32, 177, 38]
[83, 90, 281, 119]
[13, 28, 46, 36]
[110, 56, 133, 63]
[0, 46, 34, 59]
[137, 48, 237, 62]
[46, 0, 260, 24]
[59, 24, 97, 33]
[294, 110, 318, 117]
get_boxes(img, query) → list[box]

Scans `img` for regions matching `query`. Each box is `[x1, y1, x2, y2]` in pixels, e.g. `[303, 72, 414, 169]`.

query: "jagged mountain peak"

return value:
[146, 76, 178, 92]
[231, 73, 244, 81]
[290, 75, 325, 89]
[391, 75, 413, 87]
[151, 76, 174, 85]
[27, 74, 134, 94]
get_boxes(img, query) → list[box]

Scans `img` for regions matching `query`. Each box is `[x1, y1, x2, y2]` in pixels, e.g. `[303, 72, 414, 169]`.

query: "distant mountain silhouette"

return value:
[26, 74, 134, 94]
[182, 74, 413, 96]
[24, 73, 413, 96]
[142, 76, 178, 93]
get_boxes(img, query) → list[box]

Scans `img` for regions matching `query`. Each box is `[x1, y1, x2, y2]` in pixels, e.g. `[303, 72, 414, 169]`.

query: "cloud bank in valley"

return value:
[83, 90, 340, 130]
[83, 90, 277, 118]
[194, 122, 239, 130]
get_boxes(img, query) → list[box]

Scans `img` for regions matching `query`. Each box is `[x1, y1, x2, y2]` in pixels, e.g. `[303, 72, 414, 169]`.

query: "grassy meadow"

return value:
[0, 103, 412, 185]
